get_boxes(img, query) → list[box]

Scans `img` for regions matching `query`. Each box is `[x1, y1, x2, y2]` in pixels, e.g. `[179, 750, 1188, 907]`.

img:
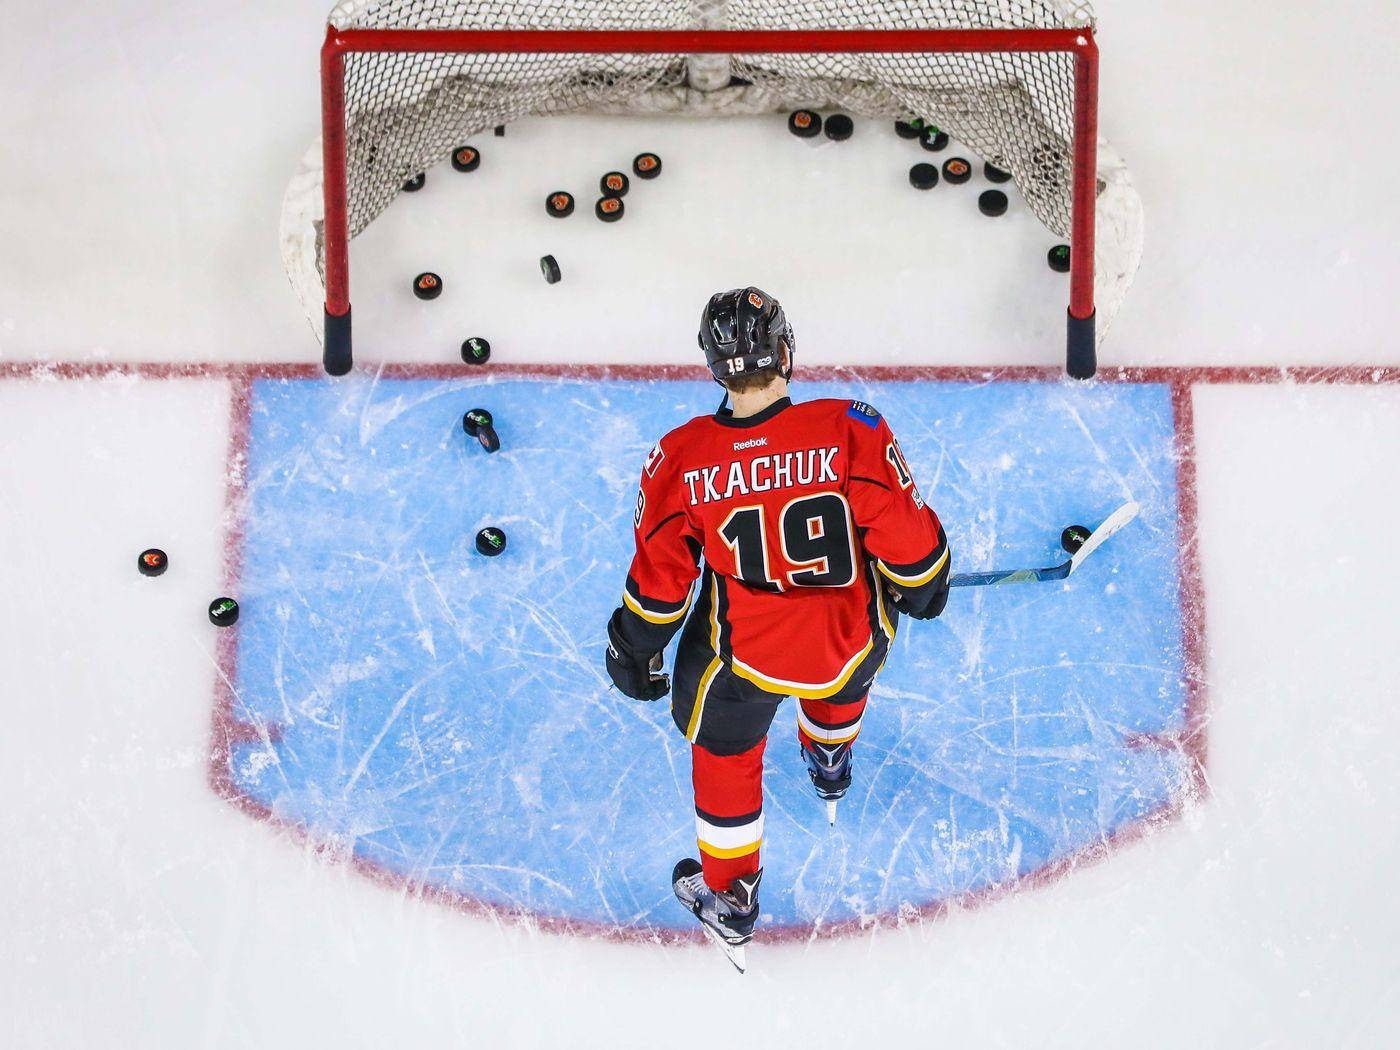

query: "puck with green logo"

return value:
[475, 527, 507, 557]
[1047, 244, 1071, 273]
[461, 337, 491, 365]
[208, 596, 240, 627]
[1060, 524, 1091, 554]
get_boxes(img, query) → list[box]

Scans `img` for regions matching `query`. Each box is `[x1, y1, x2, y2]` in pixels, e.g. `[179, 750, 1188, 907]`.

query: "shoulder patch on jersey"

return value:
[847, 401, 881, 428]
[643, 441, 666, 478]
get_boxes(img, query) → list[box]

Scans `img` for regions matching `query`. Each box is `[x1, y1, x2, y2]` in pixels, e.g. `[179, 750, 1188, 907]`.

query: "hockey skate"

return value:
[801, 739, 853, 826]
[671, 859, 761, 974]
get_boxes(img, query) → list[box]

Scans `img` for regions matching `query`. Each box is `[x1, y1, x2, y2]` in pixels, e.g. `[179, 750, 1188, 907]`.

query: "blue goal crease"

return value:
[226, 375, 1187, 930]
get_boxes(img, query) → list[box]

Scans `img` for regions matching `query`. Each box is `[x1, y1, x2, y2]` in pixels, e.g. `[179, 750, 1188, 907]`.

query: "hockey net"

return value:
[309, 1, 1111, 375]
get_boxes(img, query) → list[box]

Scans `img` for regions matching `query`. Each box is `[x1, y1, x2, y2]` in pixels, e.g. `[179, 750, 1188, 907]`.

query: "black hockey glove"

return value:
[886, 567, 951, 621]
[605, 618, 670, 701]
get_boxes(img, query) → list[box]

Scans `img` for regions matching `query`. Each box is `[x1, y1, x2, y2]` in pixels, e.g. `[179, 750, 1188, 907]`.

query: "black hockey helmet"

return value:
[698, 287, 795, 384]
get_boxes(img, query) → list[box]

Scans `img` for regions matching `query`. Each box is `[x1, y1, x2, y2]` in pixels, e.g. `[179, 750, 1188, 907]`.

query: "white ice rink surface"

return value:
[3, 1, 1400, 1047]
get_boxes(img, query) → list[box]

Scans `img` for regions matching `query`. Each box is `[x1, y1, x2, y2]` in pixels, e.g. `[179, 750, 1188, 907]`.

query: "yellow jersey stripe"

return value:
[621, 589, 689, 625]
[877, 545, 949, 588]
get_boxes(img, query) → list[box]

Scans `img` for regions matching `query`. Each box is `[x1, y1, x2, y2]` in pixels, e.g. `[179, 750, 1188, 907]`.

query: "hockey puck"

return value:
[919, 127, 949, 152]
[894, 119, 924, 139]
[632, 152, 662, 179]
[1047, 244, 1072, 273]
[450, 145, 481, 173]
[401, 172, 426, 192]
[413, 272, 442, 300]
[545, 191, 575, 218]
[461, 336, 491, 365]
[984, 162, 1012, 184]
[595, 196, 624, 222]
[137, 548, 168, 577]
[942, 158, 972, 185]
[208, 596, 239, 627]
[475, 526, 507, 557]
[494, 124, 505, 137]
[463, 409, 500, 453]
[978, 189, 1008, 217]
[539, 254, 561, 284]
[600, 171, 630, 197]
[824, 113, 854, 141]
[788, 109, 822, 138]
[1061, 524, 1091, 554]
[909, 163, 939, 190]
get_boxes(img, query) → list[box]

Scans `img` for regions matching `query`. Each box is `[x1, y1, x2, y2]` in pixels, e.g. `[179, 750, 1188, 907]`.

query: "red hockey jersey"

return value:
[615, 396, 948, 699]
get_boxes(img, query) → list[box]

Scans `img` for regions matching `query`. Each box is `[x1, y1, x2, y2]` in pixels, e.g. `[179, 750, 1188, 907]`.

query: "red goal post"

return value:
[319, 26, 1100, 377]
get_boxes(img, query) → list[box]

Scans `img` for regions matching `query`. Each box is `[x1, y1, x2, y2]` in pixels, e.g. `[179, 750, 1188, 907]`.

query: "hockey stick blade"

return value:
[949, 500, 1140, 589]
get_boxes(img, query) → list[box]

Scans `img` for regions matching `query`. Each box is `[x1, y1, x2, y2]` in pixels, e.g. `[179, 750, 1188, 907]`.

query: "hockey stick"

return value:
[948, 500, 1140, 588]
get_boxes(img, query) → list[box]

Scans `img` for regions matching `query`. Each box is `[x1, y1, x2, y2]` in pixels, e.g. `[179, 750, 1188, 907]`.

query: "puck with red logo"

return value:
[788, 109, 822, 138]
[450, 145, 481, 173]
[137, 548, 168, 577]
[545, 191, 575, 218]
[632, 152, 662, 179]
[600, 171, 630, 197]
[909, 163, 939, 190]
[942, 158, 972, 185]
[413, 272, 442, 300]
[595, 196, 624, 222]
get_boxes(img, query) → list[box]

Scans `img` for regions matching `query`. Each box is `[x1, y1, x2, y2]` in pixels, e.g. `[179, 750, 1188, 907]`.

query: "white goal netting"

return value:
[326, 1, 1096, 247]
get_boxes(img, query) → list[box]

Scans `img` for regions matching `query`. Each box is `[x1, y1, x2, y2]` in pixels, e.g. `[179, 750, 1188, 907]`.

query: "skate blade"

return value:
[700, 923, 748, 974]
[826, 799, 837, 826]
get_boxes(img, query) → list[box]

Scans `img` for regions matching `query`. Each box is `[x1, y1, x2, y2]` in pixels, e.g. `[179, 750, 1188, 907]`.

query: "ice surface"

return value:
[224, 375, 1187, 931]
[1, 0, 1399, 1045]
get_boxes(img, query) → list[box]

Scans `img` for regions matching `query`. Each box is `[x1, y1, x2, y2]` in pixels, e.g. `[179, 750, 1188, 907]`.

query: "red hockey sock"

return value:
[797, 694, 868, 750]
[691, 738, 765, 892]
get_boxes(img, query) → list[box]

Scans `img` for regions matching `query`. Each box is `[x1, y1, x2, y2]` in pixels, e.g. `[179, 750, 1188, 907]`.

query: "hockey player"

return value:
[604, 287, 950, 964]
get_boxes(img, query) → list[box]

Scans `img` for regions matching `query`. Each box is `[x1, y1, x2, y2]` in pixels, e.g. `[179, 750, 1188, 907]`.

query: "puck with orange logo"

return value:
[595, 195, 624, 222]
[600, 171, 630, 197]
[137, 548, 168, 577]
[788, 109, 822, 138]
[450, 145, 480, 173]
[632, 152, 662, 179]
[545, 191, 575, 218]
[942, 158, 972, 185]
[413, 272, 443, 300]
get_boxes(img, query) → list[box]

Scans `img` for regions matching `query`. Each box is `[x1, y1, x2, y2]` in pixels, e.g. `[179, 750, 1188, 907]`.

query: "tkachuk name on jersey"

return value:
[682, 446, 839, 506]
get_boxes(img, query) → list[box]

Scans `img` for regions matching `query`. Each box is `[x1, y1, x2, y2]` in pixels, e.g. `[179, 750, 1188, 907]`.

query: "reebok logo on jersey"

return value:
[732, 437, 768, 451]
